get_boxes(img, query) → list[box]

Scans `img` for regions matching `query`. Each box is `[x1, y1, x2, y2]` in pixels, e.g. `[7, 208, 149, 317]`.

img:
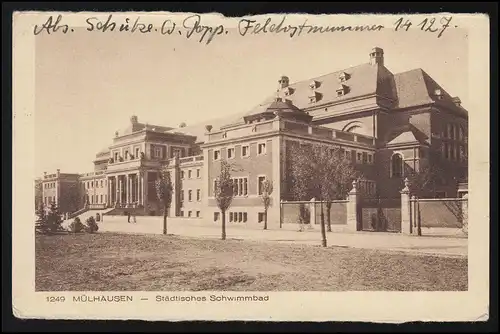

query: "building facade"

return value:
[39, 47, 469, 226]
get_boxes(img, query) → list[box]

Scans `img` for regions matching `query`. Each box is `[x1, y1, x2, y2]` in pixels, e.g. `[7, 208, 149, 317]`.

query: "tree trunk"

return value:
[320, 201, 327, 247]
[221, 210, 226, 240]
[264, 208, 268, 230]
[326, 202, 332, 232]
[163, 205, 168, 235]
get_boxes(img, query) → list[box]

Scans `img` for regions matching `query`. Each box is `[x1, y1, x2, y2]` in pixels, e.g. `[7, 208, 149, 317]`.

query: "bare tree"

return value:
[322, 148, 359, 232]
[214, 159, 234, 240]
[289, 144, 359, 247]
[155, 168, 173, 235]
[260, 179, 273, 230]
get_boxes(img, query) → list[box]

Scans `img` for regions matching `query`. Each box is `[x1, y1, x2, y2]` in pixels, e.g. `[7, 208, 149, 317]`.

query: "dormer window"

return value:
[308, 91, 322, 104]
[338, 72, 350, 82]
[434, 88, 443, 100]
[309, 80, 320, 89]
[336, 84, 349, 97]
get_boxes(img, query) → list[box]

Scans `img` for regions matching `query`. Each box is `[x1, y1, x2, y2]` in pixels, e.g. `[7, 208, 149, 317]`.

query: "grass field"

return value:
[35, 233, 468, 291]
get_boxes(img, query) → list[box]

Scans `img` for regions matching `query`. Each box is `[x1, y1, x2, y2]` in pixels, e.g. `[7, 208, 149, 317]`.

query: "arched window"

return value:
[391, 153, 403, 178]
[342, 121, 363, 134]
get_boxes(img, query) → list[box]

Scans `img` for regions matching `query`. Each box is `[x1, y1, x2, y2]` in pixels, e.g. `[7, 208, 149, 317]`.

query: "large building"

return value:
[39, 47, 468, 227]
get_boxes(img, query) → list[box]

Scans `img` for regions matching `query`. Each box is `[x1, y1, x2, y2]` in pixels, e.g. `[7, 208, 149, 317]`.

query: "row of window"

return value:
[112, 145, 188, 162]
[442, 143, 467, 161]
[181, 168, 201, 179]
[84, 179, 107, 189]
[179, 210, 201, 218]
[43, 196, 55, 205]
[213, 143, 266, 161]
[44, 182, 57, 189]
[89, 194, 107, 204]
[213, 176, 267, 197]
[442, 123, 466, 141]
[212, 211, 267, 223]
[180, 189, 202, 202]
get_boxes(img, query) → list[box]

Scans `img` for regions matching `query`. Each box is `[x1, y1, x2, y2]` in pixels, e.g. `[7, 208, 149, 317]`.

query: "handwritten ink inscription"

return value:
[33, 14, 456, 43]
[394, 16, 453, 38]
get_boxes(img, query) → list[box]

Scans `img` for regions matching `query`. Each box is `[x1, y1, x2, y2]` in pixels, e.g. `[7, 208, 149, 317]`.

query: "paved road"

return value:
[87, 216, 468, 258]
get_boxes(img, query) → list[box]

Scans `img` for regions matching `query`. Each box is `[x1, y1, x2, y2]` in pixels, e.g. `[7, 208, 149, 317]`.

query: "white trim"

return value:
[213, 149, 221, 161]
[390, 152, 404, 178]
[257, 142, 267, 156]
[241, 144, 250, 158]
[227, 146, 236, 160]
[257, 174, 267, 196]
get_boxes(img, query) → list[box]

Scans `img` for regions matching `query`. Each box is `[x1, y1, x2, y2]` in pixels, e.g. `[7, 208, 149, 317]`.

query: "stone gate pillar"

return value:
[400, 178, 412, 235]
[346, 180, 360, 232]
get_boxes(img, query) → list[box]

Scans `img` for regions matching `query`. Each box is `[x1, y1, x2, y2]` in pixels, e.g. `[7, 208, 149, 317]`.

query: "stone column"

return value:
[400, 178, 412, 235]
[309, 198, 316, 229]
[107, 178, 111, 207]
[346, 180, 360, 232]
[139, 172, 143, 206]
[462, 194, 468, 235]
[143, 171, 148, 210]
[118, 176, 123, 205]
[125, 174, 130, 206]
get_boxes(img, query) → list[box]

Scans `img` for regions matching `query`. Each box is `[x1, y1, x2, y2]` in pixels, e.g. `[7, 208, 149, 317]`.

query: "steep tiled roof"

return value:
[393, 68, 467, 117]
[274, 63, 381, 110]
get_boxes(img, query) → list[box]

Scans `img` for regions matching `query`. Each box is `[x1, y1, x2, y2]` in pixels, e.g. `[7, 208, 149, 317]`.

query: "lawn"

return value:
[35, 233, 468, 291]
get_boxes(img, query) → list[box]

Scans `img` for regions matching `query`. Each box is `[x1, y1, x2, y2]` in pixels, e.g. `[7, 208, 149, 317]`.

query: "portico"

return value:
[106, 170, 154, 208]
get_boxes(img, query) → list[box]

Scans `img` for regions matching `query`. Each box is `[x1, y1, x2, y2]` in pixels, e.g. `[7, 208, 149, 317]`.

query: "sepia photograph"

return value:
[12, 11, 490, 322]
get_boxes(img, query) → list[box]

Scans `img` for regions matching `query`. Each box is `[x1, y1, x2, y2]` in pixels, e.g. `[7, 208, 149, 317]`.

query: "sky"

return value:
[35, 17, 468, 176]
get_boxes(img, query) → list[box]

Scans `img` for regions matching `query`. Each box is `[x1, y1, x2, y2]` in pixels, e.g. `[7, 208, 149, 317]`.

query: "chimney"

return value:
[278, 75, 289, 90]
[452, 97, 462, 107]
[56, 169, 60, 177]
[130, 115, 138, 124]
[369, 47, 384, 66]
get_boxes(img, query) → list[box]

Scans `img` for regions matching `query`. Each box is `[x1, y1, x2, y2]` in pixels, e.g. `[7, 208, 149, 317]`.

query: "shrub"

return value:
[85, 216, 99, 233]
[35, 203, 48, 235]
[69, 217, 85, 233]
[36, 202, 65, 234]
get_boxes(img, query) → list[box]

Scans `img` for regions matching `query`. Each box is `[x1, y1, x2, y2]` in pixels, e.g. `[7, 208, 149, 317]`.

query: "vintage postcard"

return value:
[12, 11, 490, 322]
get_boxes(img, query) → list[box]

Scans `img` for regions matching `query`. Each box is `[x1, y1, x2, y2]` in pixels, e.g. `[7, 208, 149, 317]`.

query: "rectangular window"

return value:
[188, 211, 192, 217]
[135, 147, 140, 158]
[114, 152, 119, 161]
[242, 145, 249, 157]
[214, 150, 221, 161]
[444, 143, 450, 159]
[258, 176, 266, 195]
[197, 169, 201, 178]
[213, 180, 219, 196]
[100, 194, 103, 203]
[188, 190, 192, 202]
[100, 180, 104, 187]
[181, 190, 184, 202]
[368, 154, 373, 163]
[180, 211, 184, 217]
[258, 143, 266, 155]
[238, 212, 243, 222]
[229, 212, 233, 222]
[197, 189, 201, 201]
[214, 212, 220, 221]
[227, 147, 235, 159]
[154, 146, 162, 158]
[243, 212, 247, 222]
[188, 170, 192, 179]
[258, 212, 265, 223]
[196, 211, 201, 218]
[362, 152, 368, 164]
[357, 152, 362, 163]
[181, 171, 185, 179]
